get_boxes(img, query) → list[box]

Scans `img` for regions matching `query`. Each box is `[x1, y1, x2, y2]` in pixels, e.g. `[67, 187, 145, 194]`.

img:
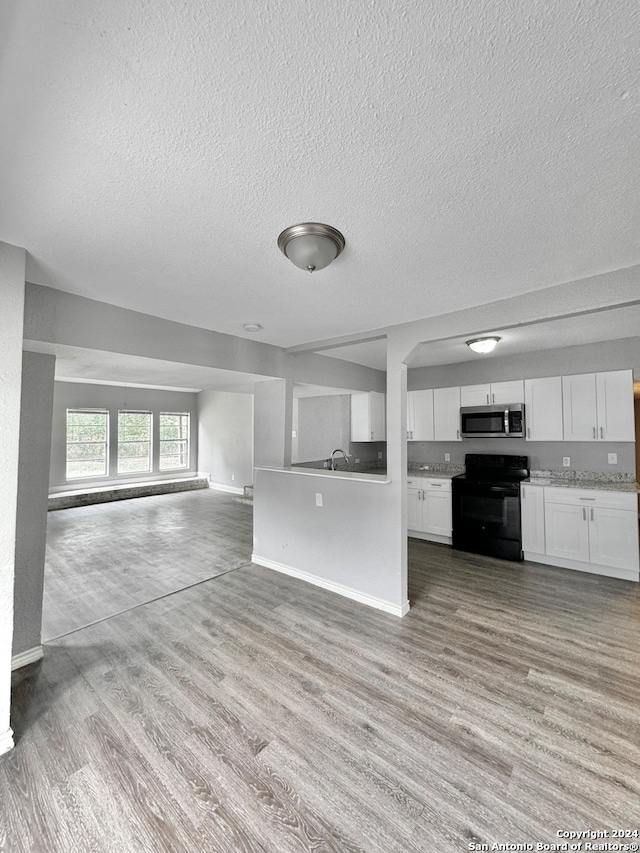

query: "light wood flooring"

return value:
[42, 490, 253, 640]
[3, 493, 640, 852]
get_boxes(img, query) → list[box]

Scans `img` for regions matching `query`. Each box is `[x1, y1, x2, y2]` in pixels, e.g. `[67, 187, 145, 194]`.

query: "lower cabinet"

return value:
[520, 484, 546, 554]
[407, 478, 452, 544]
[521, 484, 639, 581]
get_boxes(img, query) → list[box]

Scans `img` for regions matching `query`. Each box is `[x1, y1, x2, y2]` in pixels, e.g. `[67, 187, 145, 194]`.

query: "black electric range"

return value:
[452, 453, 529, 561]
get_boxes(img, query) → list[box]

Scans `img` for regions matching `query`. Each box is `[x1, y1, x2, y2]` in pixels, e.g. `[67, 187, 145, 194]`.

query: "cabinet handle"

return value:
[522, 488, 526, 499]
[486, 394, 489, 404]
[527, 428, 530, 439]
[456, 429, 460, 439]
[579, 497, 595, 501]
[593, 427, 596, 439]
[432, 483, 442, 487]
[582, 507, 586, 521]
[370, 431, 374, 440]
[600, 427, 603, 439]
[492, 393, 495, 403]
[591, 508, 594, 521]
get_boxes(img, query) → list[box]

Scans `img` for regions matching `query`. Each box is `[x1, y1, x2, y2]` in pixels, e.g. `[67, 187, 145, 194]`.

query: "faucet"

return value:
[330, 448, 349, 470]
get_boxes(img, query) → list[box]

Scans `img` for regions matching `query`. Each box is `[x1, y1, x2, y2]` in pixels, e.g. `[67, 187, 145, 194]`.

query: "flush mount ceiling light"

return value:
[243, 323, 263, 332]
[277, 222, 345, 272]
[466, 336, 501, 354]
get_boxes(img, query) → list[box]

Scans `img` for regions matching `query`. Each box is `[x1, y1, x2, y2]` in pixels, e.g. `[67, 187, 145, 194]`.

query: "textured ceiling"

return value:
[1, 0, 639, 351]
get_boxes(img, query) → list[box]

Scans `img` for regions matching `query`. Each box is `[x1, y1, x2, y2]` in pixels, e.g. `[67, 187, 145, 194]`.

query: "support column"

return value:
[0, 241, 26, 756]
[253, 378, 293, 468]
[386, 337, 409, 612]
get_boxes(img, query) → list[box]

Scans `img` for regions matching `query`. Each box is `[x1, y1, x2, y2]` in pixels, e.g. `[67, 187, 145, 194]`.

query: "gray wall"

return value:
[408, 338, 640, 475]
[198, 391, 253, 490]
[295, 395, 351, 463]
[50, 382, 199, 492]
[13, 352, 55, 657]
[0, 241, 25, 753]
[254, 380, 293, 468]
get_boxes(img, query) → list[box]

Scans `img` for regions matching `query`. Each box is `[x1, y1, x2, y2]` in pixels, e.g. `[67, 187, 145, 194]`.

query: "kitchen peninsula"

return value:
[251, 464, 408, 617]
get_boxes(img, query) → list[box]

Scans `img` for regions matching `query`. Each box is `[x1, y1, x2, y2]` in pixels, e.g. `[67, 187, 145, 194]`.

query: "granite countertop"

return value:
[526, 477, 640, 493]
[407, 470, 459, 480]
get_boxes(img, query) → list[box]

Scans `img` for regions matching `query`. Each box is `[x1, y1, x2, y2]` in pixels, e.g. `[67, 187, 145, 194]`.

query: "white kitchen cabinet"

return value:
[407, 389, 434, 441]
[520, 483, 545, 554]
[543, 487, 639, 578]
[460, 380, 524, 407]
[562, 370, 634, 442]
[407, 477, 452, 543]
[524, 376, 564, 441]
[596, 370, 636, 442]
[351, 392, 386, 442]
[433, 386, 462, 441]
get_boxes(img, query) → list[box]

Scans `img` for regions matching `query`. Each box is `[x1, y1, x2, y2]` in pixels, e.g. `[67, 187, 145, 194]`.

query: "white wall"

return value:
[252, 468, 407, 615]
[49, 382, 199, 492]
[0, 241, 26, 756]
[198, 391, 253, 490]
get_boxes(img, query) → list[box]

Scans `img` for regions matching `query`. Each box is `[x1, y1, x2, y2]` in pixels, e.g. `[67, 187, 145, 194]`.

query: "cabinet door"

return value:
[410, 389, 434, 441]
[544, 501, 590, 562]
[407, 488, 423, 531]
[370, 392, 386, 441]
[524, 376, 564, 441]
[433, 386, 461, 441]
[351, 392, 386, 442]
[491, 380, 524, 405]
[589, 506, 639, 572]
[596, 370, 635, 442]
[562, 373, 598, 441]
[521, 484, 545, 553]
[423, 488, 452, 536]
[460, 384, 491, 407]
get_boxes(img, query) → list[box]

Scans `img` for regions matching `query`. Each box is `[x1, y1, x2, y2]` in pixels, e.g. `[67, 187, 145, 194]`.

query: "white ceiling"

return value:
[2, 0, 640, 359]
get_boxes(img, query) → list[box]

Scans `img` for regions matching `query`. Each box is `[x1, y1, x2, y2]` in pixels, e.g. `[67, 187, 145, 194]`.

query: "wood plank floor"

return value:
[42, 490, 253, 640]
[4, 495, 640, 851]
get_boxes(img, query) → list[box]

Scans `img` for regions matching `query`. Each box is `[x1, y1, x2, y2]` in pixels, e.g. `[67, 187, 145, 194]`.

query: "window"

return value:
[159, 412, 190, 470]
[66, 409, 109, 479]
[117, 411, 152, 474]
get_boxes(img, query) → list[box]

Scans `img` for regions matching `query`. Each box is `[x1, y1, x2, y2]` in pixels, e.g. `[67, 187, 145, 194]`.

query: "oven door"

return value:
[452, 479, 523, 560]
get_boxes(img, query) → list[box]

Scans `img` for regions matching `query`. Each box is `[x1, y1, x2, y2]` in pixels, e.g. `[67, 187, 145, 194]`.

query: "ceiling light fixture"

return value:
[277, 222, 345, 272]
[243, 323, 263, 332]
[466, 336, 501, 354]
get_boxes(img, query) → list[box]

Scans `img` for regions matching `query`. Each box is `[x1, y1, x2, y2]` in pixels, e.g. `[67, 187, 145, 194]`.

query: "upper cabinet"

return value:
[351, 391, 386, 442]
[562, 370, 634, 442]
[407, 389, 434, 441]
[524, 376, 564, 441]
[460, 380, 524, 407]
[433, 386, 462, 441]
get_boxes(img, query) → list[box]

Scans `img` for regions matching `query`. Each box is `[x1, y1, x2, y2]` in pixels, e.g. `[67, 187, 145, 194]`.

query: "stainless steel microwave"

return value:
[460, 404, 525, 438]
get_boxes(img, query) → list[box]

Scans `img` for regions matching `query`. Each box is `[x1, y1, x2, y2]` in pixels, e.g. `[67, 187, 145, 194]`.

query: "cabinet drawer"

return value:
[423, 478, 451, 492]
[407, 478, 426, 489]
[544, 487, 637, 511]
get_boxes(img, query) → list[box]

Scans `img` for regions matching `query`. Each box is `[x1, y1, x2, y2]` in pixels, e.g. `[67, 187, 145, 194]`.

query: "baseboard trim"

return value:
[0, 728, 15, 757]
[523, 552, 639, 582]
[209, 483, 244, 495]
[252, 554, 410, 617]
[11, 645, 44, 671]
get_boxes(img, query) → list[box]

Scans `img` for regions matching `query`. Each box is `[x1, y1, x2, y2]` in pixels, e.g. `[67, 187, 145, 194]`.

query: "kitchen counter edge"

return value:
[525, 477, 640, 493]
